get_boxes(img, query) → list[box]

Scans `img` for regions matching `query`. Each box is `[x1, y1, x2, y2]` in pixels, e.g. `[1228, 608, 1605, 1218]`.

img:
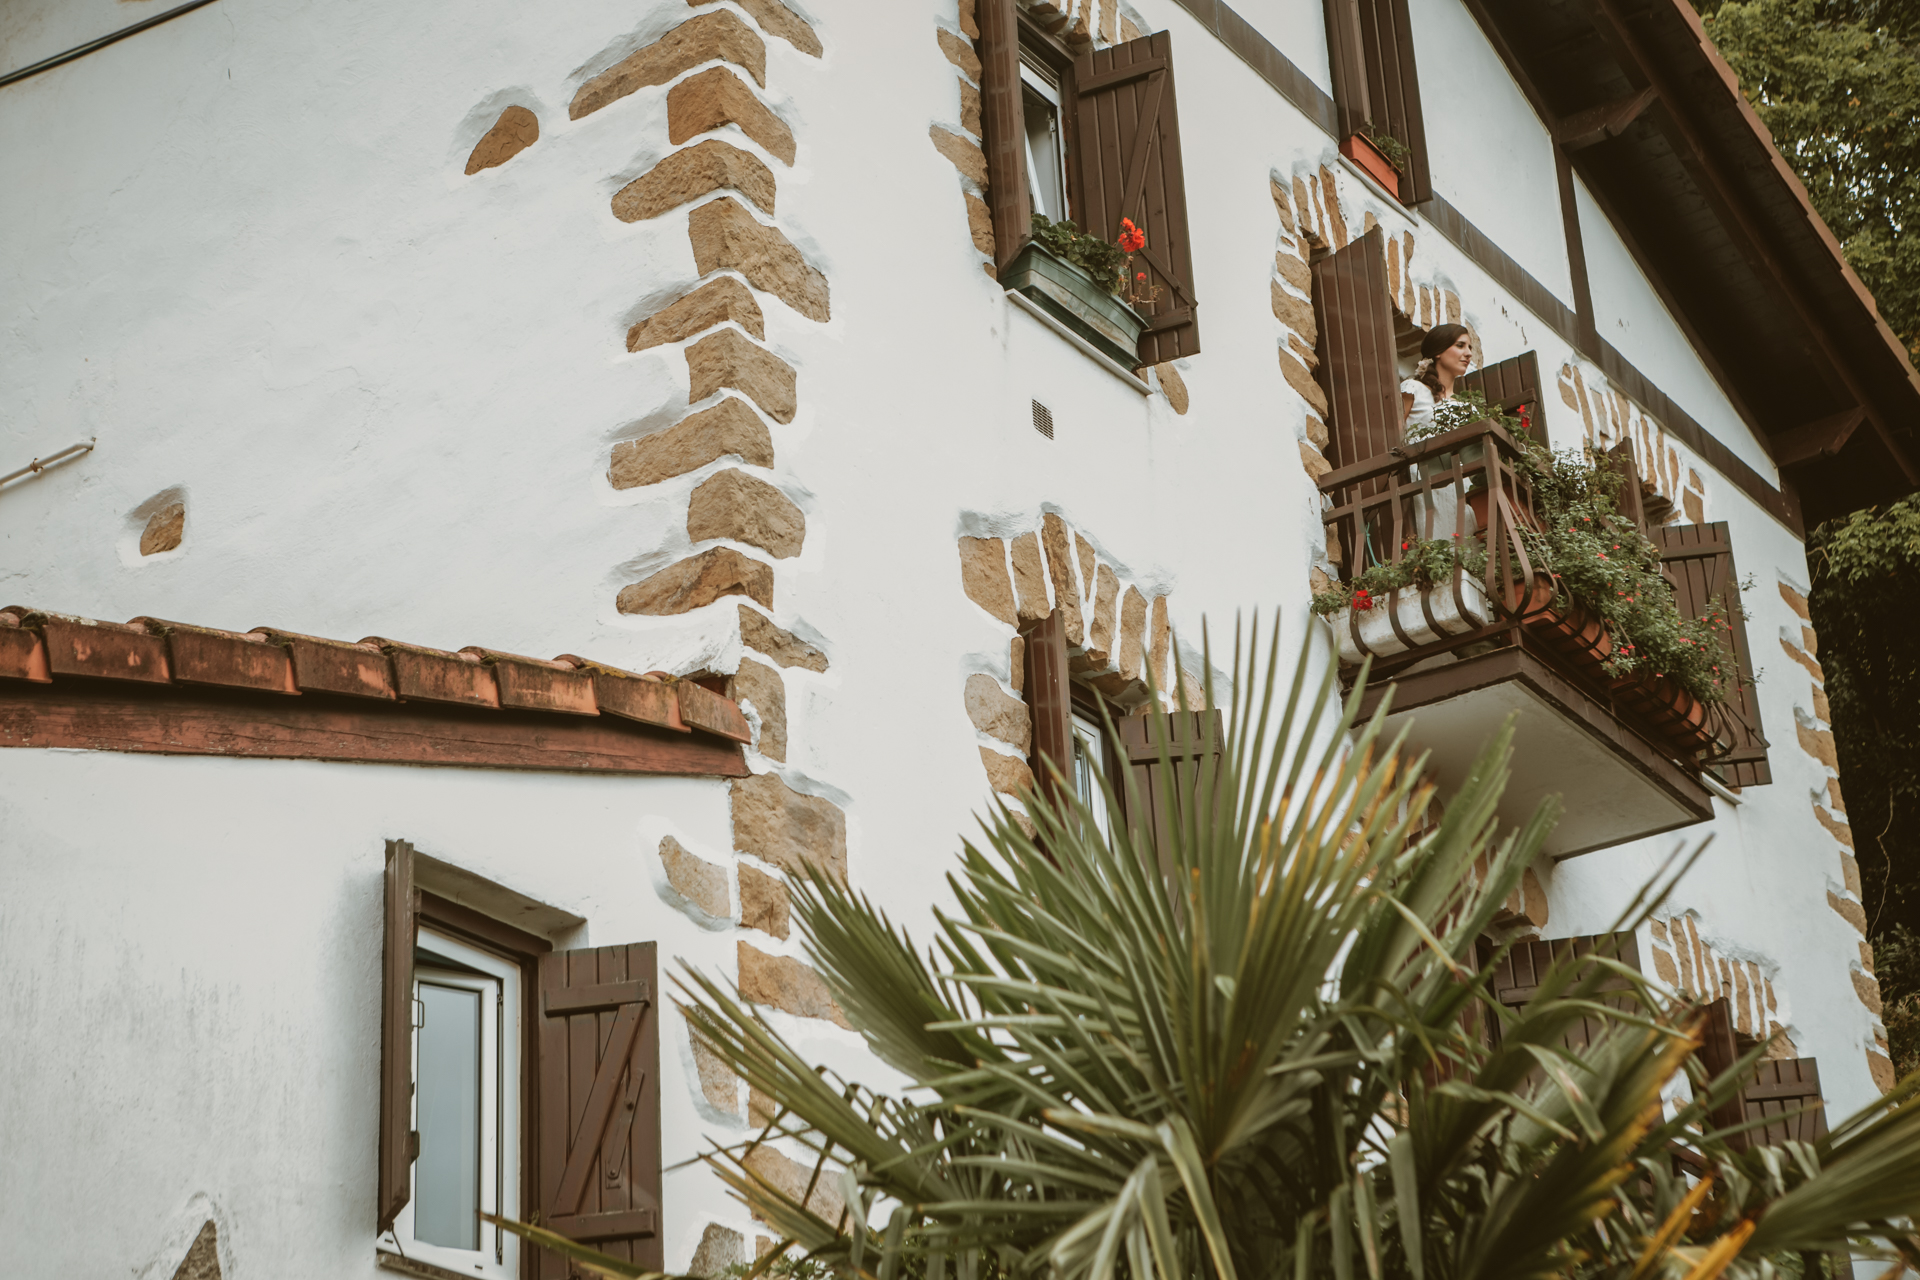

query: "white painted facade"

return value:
[0, 0, 1883, 1275]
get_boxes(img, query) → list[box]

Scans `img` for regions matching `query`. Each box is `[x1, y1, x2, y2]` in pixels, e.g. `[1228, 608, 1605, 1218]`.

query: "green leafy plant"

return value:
[1310, 534, 1489, 616]
[504, 619, 1920, 1280]
[1029, 213, 1130, 296]
[1359, 120, 1413, 171]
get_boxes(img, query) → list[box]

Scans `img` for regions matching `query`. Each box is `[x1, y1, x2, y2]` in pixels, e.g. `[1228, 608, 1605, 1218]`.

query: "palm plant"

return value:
[501, 618, 1920, 1280]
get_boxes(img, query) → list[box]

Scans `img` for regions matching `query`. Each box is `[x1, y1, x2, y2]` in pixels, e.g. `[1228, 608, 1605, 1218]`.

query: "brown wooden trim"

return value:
[978, 0, 1028, 272]
[378, 840, 417, 1235]
[1556, 86, 1656, 150]
[1555, 148, 1597, 351]
[1356, 645, 1714, 854]
[0, 678, 748, 776]
[1774, 407, 1865, 468]
[419, 889, 554, 957]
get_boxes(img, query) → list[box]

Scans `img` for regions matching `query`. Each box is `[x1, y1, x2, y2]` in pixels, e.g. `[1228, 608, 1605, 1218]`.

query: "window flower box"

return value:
[1003, 240, 1147, 369]
[1340, 132, 1401, 191]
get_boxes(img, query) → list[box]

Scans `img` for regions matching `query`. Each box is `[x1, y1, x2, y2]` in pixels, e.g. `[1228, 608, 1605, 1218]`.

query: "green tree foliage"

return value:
[1808, 495, 1920, 1076]
[1693, 0, 1920, 361]
[502, 623, 1920, 1280]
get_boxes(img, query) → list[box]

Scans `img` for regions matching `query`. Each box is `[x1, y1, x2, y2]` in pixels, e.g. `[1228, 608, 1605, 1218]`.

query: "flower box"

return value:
[1340, 132, 1401, 193]
[1325, 574, 1494, 665]
[1003, 240, 1147, 368]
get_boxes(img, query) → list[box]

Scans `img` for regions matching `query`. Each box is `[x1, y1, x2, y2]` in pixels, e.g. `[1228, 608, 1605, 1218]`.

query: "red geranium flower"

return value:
[1353, 588, 1375, 612]
[1117, 217, 1147, 254]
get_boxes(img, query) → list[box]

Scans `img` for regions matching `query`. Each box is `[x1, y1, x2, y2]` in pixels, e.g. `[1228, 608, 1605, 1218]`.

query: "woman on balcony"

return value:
[1401, 323, 1474, 431]
[1402, 324, 1478, 542]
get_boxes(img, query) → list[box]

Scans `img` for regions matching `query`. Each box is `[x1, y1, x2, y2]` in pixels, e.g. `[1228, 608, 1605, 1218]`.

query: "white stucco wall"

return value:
[1224, 0, 1334, 97]
[1575, 175, 1780, 481]
[0, 0, 1880, 1274]
[1407, 0, 1574, 311]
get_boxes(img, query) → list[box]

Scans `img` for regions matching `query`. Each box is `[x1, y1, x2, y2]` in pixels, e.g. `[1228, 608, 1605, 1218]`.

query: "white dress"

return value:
[1399, 378, 1477, 542]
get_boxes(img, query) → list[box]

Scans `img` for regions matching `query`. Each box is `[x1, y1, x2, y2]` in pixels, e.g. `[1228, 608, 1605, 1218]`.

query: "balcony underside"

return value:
[1357, 647, 1714, 859]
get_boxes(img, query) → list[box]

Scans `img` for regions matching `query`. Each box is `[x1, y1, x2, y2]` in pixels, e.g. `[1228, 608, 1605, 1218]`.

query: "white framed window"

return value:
[1021, 58, 1068, 223]
[386, 929, 520, 1279]
[1071, 710, 1111, 840]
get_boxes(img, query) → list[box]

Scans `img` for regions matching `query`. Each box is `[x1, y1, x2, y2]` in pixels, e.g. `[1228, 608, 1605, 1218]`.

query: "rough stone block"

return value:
[1779, 637, 1824, 683]
[687, 328, 797, 423]
[1271, 279, 1316, 344]
[615, 140, 776, 224]
[1318, 165, 1347, 247]
[689, 1223, 745, 1278]
[1086, 564, 1119, 664]
[738, 605, 827, 671]
[1154, 362, 1189, 414]
[737, 941, 850, 1027]
[611, 397, 774, 489]
[1299, 442, 1332, 481]
[964, 193, 995, 256]
[573, 12, 767, 120]
[628, 275, 765, 352]
[1009, 532, 1049, 623]
[141, 503, 185, 556]
[1009, 635, 1024, 693]
[1868, 1048, 1897, 1094]
[929, 125, 988, 187]
[1074, 534, 1095, 597]
[170, 1222, 220, 1280]
[959, 536, 1016, 625]
[1303, 410, 1330, 449]
[979, 745, 1035, 796]
[1120, 14, 1141, 39]
[1852, 968, 1884, 1016]
[1040, 514, 1084, 644]
[668, 67, 796, 165]
[1651, 946, 1680, 987]
[1117, 586, 1147, 680]
[693, 0, 821, 56]
[732, 771, 846, 880]
[1276, 249, 1312, 294]
[1812, 683, 1832, 723]
[959, 77, 982, 137]
[730, 656, 788, 761]
[965, 673, 1030, 752]
[689, 1023, 740, 1114]
[688, 469, 805, 559]
[1778, 580, 1811, 620]
[618, 546, 774, 614]
[738, 862, 790, 938]
[1828, 889, 1867, 933]
[466, 105, 539, 174]
[959, 0, 980, 38]
[937, 26, 982, 81]
[661, 835, 731, 919]
[689, 198, 830, 323]
[1796, 720, 1838, 769]
[1270, 177, 1295, 232]
[1814, 804, 1854, 849]
[742, 1145, 845, 1223]
[1280, 347, 1328, 416]
[1149, 595, 1169, 691]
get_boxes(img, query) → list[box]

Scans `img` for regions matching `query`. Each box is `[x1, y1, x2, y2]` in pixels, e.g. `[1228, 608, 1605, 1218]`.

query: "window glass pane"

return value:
[1023, 87, 1065, 222]
[416, 981, 482, 1250]
[1072, 713, 1110, 839]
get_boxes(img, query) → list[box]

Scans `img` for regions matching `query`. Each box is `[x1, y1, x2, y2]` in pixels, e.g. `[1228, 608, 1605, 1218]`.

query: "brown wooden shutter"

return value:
[977, 0, 1029, 273]
[1653, 523, 1771, 786]
[1022, 610, 1074, 811]
[1482, 932, 1642, 1053]
[1695, 997, 1827, 1149]
[1607, 442, 1651, 534]
[1312, 228, 1401, 470]
[1459, 351, 1546, 445]
[378, 838, 418, 1234]
[1324, 0, 1431, 204]
[536, 944, 662, 1276]
[1116, 709, 1226, 878]
[1072, 31, 1200, 364]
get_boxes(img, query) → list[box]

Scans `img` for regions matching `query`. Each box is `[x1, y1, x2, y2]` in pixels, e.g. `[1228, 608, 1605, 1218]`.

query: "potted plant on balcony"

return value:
[1003, 214, 1153, 368]
[1339, 120, 1411, 191]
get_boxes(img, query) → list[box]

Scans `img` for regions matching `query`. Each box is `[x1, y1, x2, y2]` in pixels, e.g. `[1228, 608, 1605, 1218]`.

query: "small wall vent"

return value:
[1031, 399, 1054, 440]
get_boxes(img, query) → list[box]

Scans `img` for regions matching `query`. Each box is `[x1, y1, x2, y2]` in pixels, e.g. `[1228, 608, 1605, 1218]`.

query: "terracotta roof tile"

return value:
[0, 608, 750, 742]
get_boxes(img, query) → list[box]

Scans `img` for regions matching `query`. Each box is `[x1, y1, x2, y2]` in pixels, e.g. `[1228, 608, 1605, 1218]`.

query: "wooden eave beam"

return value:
[1583, 0, 1920, 488]
[1773, 407, 1866, 468]
[1556, 85, 1657, 150]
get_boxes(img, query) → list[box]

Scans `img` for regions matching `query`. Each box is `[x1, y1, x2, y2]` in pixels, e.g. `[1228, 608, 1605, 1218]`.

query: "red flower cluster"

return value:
[1353, 588, 1376, 612]
[1117, 217, 1146, 254]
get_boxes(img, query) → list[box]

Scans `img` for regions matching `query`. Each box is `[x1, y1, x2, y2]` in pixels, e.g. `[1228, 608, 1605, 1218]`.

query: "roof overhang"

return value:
[1465, 0, 1920, 528]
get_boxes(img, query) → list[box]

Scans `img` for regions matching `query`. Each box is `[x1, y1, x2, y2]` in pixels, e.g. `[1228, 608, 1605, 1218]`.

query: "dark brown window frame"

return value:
[1322, 0, 1433, 207]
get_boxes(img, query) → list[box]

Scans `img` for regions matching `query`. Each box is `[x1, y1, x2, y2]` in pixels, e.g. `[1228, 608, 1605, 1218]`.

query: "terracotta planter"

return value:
[1644, 675, 1715, 753]
[1526, 597, 1612, 670]
[1467, 487, 1538, 532]
[1339, 133, 1401, 193]
[1500, 570, 1555, 620]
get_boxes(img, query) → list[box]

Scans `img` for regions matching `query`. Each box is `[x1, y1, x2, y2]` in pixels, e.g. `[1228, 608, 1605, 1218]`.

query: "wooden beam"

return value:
[0, 680, 750, 776]
[1556, 147, 1598, 353]
[1556, 85, 1657, 150]
[1774, 407, 1866, 467]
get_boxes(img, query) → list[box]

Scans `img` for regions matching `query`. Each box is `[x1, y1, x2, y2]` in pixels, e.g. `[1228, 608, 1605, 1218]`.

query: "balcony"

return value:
[1316, 419, 1742, 858]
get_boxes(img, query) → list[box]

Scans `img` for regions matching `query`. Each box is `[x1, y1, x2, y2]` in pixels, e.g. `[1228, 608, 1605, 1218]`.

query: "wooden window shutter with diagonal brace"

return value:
[1072, 30, 1200, 364]
[1653, 523, 1771, 787]
[1116, 709, 1227, 881]
[536, 943, 662, 1276]
[977, 0, 1030, 274]
[1459, 351, 1547, 445]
